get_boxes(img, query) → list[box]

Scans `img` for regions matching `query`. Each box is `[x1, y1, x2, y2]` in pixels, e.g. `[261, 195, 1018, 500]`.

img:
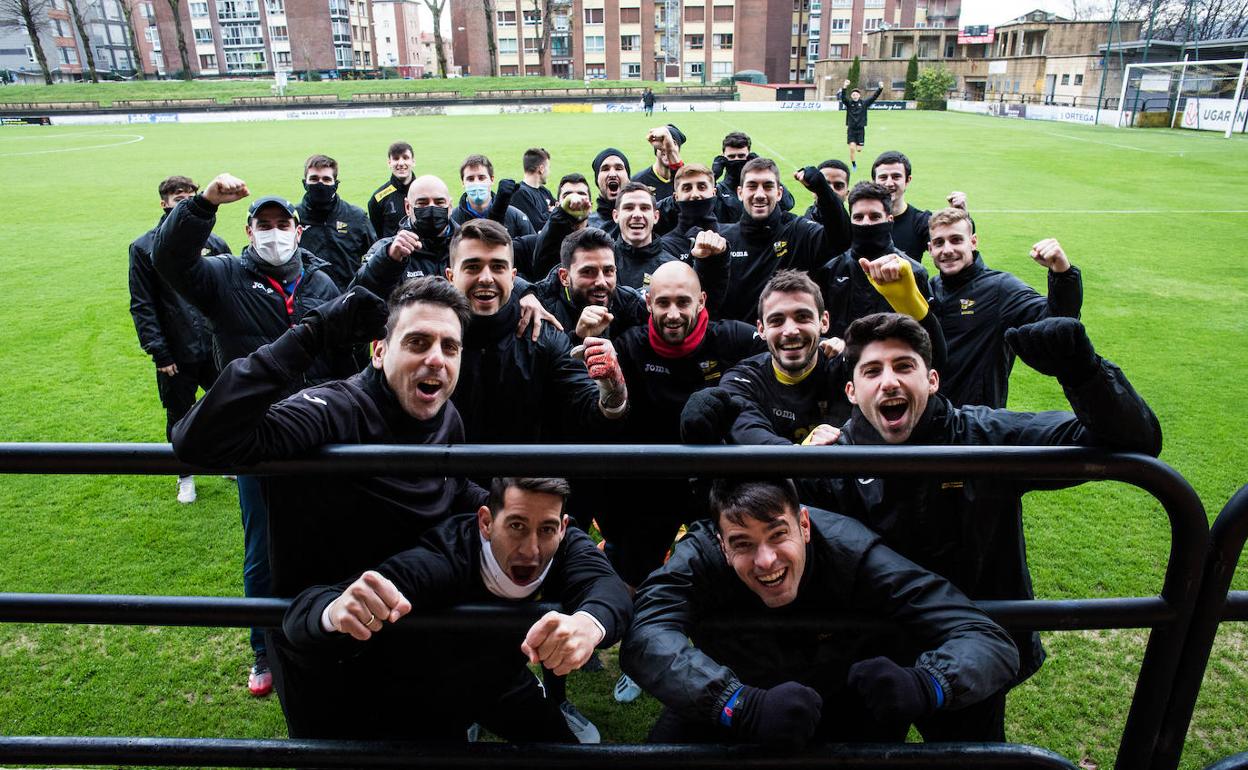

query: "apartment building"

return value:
[150, 0, 376, 76]
[1, 0, 151, 82]
[373, 0, 454, 76]
[792, 0, 958, 81]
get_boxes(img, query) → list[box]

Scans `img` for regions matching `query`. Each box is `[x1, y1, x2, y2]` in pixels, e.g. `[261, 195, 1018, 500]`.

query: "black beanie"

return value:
[666, 124, 686, 146]
[592, 148, 631, 178]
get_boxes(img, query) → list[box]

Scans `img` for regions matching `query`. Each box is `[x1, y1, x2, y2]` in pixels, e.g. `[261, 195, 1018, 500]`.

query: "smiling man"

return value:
[530, 226, 648, 345]
[281, 476, 632, 741]
[369, 141, 415, 239]
[801, 311, 1162, 741]
[870, 151, 969, 263]
[620, 478, 1018, 747]
[587, 148, 631, 238]
[170, 277, 490, 735]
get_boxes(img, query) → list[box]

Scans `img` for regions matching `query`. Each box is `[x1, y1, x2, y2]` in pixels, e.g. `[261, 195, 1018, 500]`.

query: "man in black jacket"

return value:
[587, 148, 630, 237]
[452, 153, 535, 238]
[282, 476, 632, 741]
[172, 277, 489, 736]
[805, 312, 1162, 740]
[703, 132, 796, 227]
[154, 172, 352, 697]
[353, 174, 458, 289]
[838, 80, 884, 171]
[531, 226, 648, 345]
[928, 207, 1083, 408]
[128, 174, 230, 505]
[620, 478, 1019, 746]
[368, 141, 414, 239]
[512, 147, 556, 229]
[871, 151, 969, 263]
[717, 158, 851, 323]
[295, 153, 376, 290]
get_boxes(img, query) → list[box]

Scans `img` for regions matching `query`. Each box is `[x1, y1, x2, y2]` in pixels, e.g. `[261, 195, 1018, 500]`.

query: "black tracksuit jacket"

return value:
[814, 246, 936, 340]
[530, 266, 649, 345]
[349, 219, 457, 297]
[170, 324, 486, 599]
[511, 182, 555, 229]
[931, 253, 1083, 408]
[129, 214, 229, 368]
[295, 195, 377, 291]
[587, 197, 620, 239]
[802, 362, 1162, 684]
[620, 510, 1019, 729]
[153, 195, 352, 383]
[839, 85, 883, 128]
[367, 175, 411, 239]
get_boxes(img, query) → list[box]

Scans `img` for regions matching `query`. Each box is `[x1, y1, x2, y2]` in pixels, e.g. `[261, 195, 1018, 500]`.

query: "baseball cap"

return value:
[248, 195, 299, 221]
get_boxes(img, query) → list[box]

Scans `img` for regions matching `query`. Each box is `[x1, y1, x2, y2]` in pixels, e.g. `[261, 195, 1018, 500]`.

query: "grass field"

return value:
[0, 108, 1246, 768]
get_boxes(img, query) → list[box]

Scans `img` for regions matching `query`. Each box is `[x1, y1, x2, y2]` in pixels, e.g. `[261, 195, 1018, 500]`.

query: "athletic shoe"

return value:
[560, 700, 601, 744]
[248, 655, 273, 697]
[852, 161, 858, 171]
[176, 476, 197, 504]
[466, 723, 481, 742]
[613, 673, 642, 703]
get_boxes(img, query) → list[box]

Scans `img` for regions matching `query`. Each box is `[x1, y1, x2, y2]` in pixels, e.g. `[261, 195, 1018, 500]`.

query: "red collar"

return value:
[648, 307, 709, 359]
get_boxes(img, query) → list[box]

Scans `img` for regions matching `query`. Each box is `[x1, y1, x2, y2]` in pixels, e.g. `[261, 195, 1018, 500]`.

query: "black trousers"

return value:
[155, 359, 218, 442]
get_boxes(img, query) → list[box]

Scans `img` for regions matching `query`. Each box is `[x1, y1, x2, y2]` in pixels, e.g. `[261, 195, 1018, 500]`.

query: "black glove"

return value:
[847, 656, 938, 725]
[302, 287, 389, 348]
[496, 178, 519, 200]
[711, 155, 727, 181]
[1004, 317, 1100, 386]
[732, 682, 823, 748]
[680, 388, 741, 444]
[797, 165, 835, 200]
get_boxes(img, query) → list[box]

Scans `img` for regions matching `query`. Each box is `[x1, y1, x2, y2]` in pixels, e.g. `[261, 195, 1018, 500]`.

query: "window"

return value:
[891, 41, 904, 57]
[863, 18, 881, 30]
[194, 27, 213, 43]
[585, 64, 605, 78]
[620, 7, 639, 23]
[685, 61, 703, 76]
[1074, 73, 1084, 85]
[863, 0, 883, 6]
[831, 0, 851, 6]
[944, 39, 955, 57]
[333, 44, 351, 66]
[620, 34, 640, 50]
[712, 60, 731, 77]
[25, 44, 35, 62]
[584, 34, 604, 52]
[497, 10, 515, 26]
[265, 0, 283, 12]
[150, 50, 161, 64]
[712, 4, 733, 21]
[222, 23, 264, 45]
[216, 0, 260, 20]
[809, 26, 819, 38]
[791, 22, 798, 34]
[625, 62, 640, 78]
[810, 0, 820, 9]
[830, 18, 848, 31]
[189, 1, 208, 16]
[58, 46, 78, 64]
[550, 35, 568, 54]
[524, 36, 540, 52]
[826, 44, 843, 57]
[583, 8, 603, 24]
[684, 5, 703, 21]
[144, 26, 159, 43]
[52, 18, 67, 36]
[142, 1, 155, 18]
[808, 40, 819, 57]
[328, 0, 347, 15]
[1060, 73, 1069, 85]
[498, 36, 517, 53]
[269, 24, 287, 40]
[522, 9, 541, 24]
[713, 32, 732, 49]
[275, 50, 292, 65]
[685, 34, 703, 50]
[790, 45, 799, 57]
[917, 41, 931, 57]
[500, 64, 519, 75]
[198, 53, 216, 68]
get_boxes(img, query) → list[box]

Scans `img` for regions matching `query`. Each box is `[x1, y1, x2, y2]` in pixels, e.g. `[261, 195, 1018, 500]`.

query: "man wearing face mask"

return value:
[154, 172, 350, 698]
[353, 174, 458, 294]
[815, 181, 935, 340]
[708, 132, 796, 224]
[295, 154, 376, 291]
[620, 478, 1018, 747]
[281, 476, 632, 741]
[799, 312, 1161, 740]
[717, 158, 852, 324]
[451, 153, 535, 239]
[369, 141, 415, 239]
[587, 148, 630, 238]
[128, 175, 230, 506]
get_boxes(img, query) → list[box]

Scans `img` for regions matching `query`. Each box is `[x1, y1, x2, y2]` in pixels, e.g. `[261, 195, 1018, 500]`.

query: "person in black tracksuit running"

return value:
[927, 208, 1083, 408]
[620, 478, 1018, 747]
[800, 312, 1163, 741]
[717, 158, 852, 324]
[128, 174, 230, 505]
[838, 80, 883, 171]
[295, 154, 376, 291]
[170, 278, 487, 735]
[153, 173, 353, 697]
[368, 141, 414, 239]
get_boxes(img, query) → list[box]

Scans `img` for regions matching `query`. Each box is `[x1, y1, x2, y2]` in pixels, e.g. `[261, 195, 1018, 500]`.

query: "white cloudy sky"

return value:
[958, 1, 1084, 27]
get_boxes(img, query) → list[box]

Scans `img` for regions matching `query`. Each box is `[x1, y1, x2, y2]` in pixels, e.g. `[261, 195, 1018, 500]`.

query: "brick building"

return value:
[1, 0, 153, 82]
[373, 0, 454, 76]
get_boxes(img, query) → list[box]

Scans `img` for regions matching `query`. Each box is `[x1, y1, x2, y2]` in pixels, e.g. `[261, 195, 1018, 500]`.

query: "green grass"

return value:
[0, 75, 672, 105]
[0, 110, 1246, 767]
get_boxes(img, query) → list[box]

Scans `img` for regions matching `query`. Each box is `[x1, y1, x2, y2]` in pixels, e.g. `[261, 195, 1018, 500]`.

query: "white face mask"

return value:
[252, 227, 298, 266]
[479, 531, 552, 600]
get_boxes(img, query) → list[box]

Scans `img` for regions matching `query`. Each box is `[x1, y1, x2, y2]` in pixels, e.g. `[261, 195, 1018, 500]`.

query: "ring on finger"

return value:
[365, 612, 377, 626]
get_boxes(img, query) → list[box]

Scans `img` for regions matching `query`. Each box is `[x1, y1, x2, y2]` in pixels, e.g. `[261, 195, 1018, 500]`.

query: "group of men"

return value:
[127, 121, 1161, 746]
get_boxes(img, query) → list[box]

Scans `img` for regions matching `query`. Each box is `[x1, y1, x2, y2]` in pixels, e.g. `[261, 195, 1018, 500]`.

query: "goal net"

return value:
[1116, 58, 1247, 135]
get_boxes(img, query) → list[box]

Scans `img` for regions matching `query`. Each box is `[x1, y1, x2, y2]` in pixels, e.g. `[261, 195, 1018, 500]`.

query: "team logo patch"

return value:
[643, 273, 652, 285]
[336, 221, 349, 233]
[644, 363, 670, 375]
[959, 298, 976, 315]
[200, 247, 212, 256]
[773, 240, 788, 258]
[373, 185, 396, 203]
[251, 281, 274, 294]
[941, 481, 965, 490]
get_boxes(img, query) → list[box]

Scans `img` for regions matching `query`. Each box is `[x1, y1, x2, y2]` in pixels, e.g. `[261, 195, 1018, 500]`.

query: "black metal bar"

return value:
[1151, 485, 1248, 770]
[0, 594, 1178, 633]
[1222, 591, 1248, 621]
[1205, 754, 1248, 770]
[0, 737, 1080, 769]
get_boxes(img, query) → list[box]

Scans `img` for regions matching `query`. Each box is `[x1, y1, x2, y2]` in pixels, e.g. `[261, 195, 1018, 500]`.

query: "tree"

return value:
[0, 0, 53, 84]
[117, 0, 145, 79]
[65, 0, 98, 82]
[421, 0, 448, 77]
[481, 0, 498, 76]
[530, 0, 553, 76]
[846, 55, 860, 90]
[1065, 0, 1248, 39]
[903, 53, 918, 99]
[165, 0, 192, 79]
[913, 65, 955, 109]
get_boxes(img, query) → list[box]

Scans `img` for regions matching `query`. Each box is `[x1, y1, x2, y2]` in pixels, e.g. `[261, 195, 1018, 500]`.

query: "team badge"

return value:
[336, 221, 348, 233]
[959, 298, 976, 315]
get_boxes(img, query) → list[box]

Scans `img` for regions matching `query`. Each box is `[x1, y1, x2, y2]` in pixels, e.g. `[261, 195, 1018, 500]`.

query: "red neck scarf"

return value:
[649, 307, 709, 359]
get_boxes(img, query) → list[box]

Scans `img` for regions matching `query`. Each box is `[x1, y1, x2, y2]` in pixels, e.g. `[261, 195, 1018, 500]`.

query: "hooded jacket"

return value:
[296, 194, 377, 290]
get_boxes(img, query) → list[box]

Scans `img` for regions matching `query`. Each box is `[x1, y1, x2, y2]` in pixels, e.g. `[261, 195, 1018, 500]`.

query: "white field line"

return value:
[0, 133, 144, 157]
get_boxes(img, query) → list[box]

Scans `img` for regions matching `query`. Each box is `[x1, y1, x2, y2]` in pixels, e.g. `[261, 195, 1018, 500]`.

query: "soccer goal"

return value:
[1114, 57, 1247, 137]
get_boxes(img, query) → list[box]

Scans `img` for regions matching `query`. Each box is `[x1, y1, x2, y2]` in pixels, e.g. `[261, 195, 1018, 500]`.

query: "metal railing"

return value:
[0, 443, 1217, 769]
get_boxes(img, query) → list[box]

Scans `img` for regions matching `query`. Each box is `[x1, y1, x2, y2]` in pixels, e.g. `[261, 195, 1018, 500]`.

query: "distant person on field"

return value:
[369, 141, 414, 239]
[511, 147, 557, 229]
[296, 153, 376, 290]
[451, 153, 535, 238]
[837, 80, 884, 171]
[871, 151, 969, 263]
[153, 172, 352, 699]
[128, 174, 230, 506]
[642, 88, 656, 116]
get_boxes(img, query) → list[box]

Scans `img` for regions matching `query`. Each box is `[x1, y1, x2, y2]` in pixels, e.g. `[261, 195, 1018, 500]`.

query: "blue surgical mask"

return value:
[466, 184, 491, 207]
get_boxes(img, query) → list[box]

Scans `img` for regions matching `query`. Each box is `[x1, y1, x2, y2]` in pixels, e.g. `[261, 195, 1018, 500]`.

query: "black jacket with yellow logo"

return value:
[367, 174, 411, 239]
[296, 195, 376, 291]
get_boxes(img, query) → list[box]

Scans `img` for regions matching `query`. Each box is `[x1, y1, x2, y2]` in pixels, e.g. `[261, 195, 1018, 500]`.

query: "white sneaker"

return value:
[560, 700, 601, 744]
[176, 476, 197, 504]
[613, 673, 642, 703]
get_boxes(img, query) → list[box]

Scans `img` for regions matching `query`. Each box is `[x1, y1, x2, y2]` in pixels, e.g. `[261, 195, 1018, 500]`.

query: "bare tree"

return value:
[1113, 0, 1248, 40]
[0, 0, 54, 84]
[421, 0, 448, 77]
[481, 0, 497, 76]
[65, 0, 99, 81]
[165, 0, 191, 78]
[531, 0, 552, 76]
[117, 0, 145, 78]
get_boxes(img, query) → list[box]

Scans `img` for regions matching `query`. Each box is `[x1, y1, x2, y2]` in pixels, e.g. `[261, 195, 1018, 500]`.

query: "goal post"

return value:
[1114, 57, 1248, 137]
